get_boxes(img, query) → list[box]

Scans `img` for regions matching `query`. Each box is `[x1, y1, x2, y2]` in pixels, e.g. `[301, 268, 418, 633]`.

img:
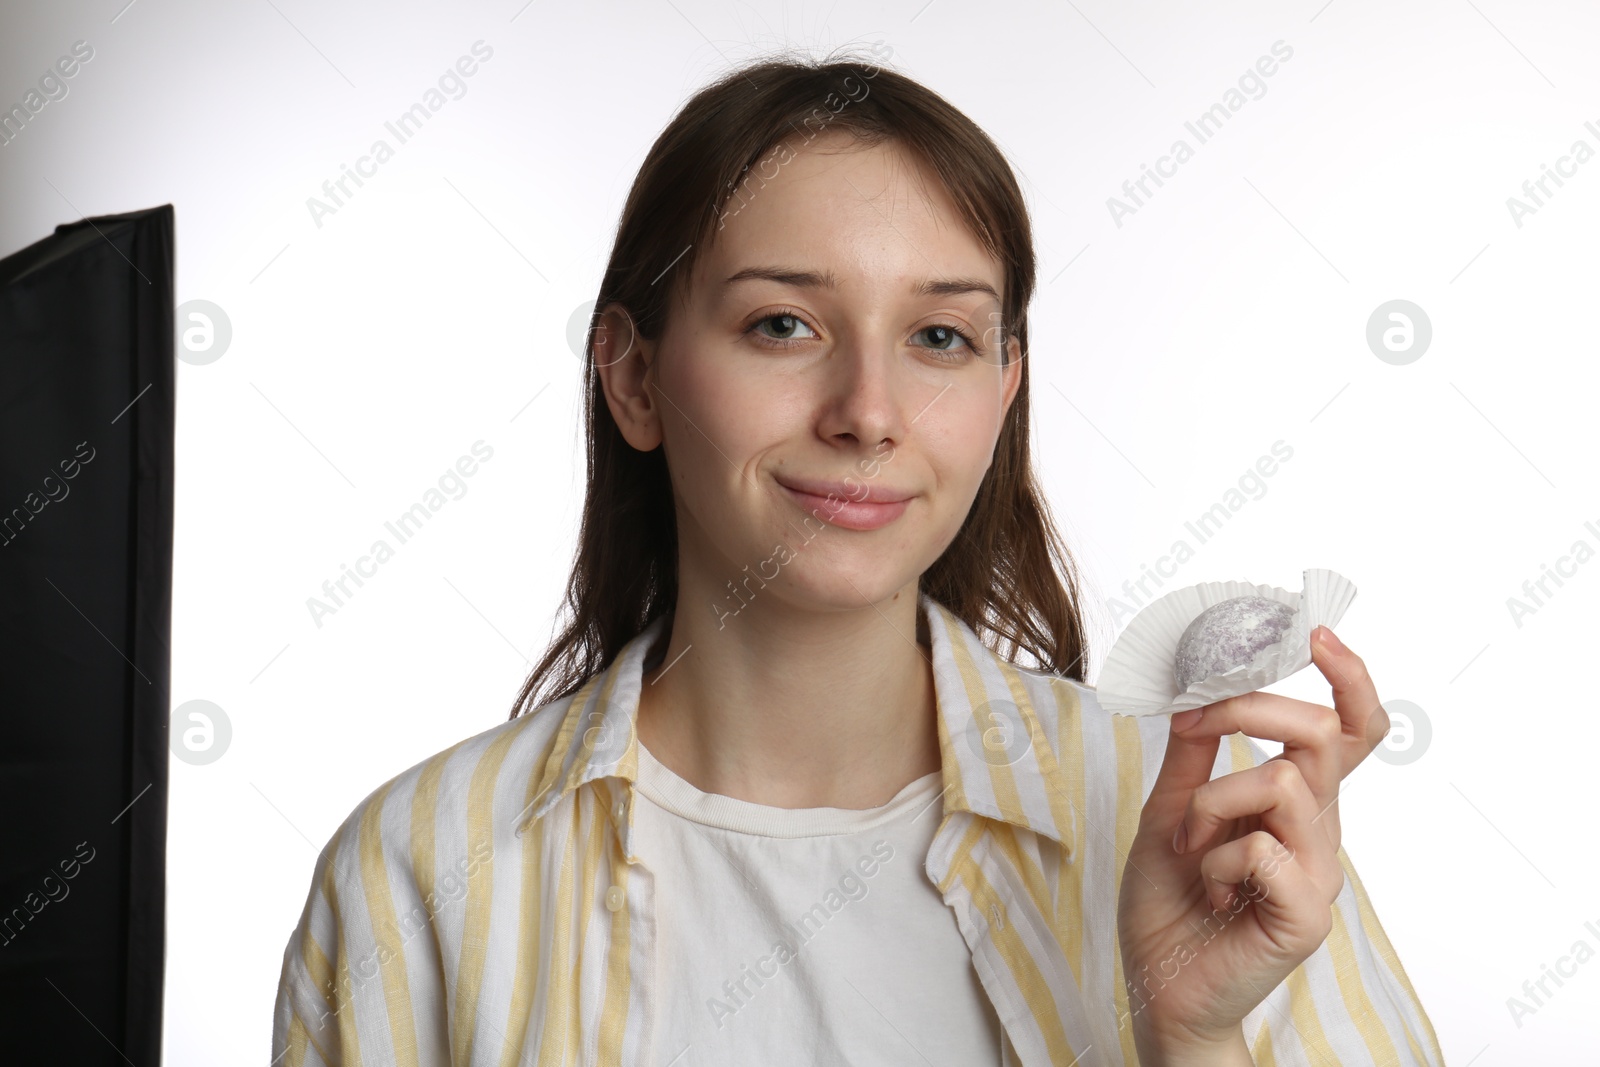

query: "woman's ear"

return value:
[592, 302, 662, 452]
[999, 334, 1023, 421]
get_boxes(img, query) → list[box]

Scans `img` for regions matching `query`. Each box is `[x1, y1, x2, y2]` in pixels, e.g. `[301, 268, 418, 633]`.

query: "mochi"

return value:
[1173, 595, 1297, 692]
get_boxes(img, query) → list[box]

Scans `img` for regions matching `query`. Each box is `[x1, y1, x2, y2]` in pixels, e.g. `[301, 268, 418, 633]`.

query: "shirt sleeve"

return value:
[1224, 731, 1446, 1067]
[270, 822, 362, 1067]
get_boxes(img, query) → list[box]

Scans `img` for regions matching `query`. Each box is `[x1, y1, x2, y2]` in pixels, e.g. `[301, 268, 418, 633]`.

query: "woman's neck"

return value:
[634, 583, 942, 811]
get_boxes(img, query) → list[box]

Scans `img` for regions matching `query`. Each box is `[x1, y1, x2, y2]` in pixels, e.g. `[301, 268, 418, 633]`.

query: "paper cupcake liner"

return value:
[1095, 567, 1357, 717]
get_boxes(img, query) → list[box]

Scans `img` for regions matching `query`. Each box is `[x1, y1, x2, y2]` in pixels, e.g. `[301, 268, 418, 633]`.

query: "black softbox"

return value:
[0, 204, 174, 1062]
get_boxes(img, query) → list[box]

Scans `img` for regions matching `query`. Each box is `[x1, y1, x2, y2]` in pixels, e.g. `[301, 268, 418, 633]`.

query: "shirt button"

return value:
[605, 884, 625, 912]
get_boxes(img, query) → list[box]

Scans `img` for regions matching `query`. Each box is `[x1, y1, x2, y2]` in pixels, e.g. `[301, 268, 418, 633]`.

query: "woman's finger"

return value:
[1174, 759, 1342, 893]
[1197, 829, 1337, 948]
[1309, 626, 1390, 775]
[1173, 690, 1343, 808]
[1146, 711, 1226, 834]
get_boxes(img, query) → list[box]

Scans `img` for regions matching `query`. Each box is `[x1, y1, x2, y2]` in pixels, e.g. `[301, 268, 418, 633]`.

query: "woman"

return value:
[272, 49, 1443, 1067]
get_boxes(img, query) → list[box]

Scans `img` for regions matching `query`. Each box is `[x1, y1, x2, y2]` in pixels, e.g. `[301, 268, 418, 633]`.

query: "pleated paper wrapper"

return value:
[1095, 568, 1357, 717]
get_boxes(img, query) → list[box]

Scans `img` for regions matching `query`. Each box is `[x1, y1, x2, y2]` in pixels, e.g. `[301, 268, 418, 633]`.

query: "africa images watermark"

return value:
[0, 439, 96, 549]
[1105, 440, 1295, 628]
[0, 39, 95, 149]
[710, 439, 897, 629]
[1505, 914, 1600, 1029]
[713, 39, 895, 233]
[0, 840, 98, 948]
[1504, 118, 1600, 229]
[1107, 40, 1295, 229]
[1504, 517, 1600, 628]
[305, 440, 494, 628]
[1117, 838, 1293, 1033]
[305, 838, 494, 1035]
[706, 838, 897, 1029]
[305, 40, 494, 229]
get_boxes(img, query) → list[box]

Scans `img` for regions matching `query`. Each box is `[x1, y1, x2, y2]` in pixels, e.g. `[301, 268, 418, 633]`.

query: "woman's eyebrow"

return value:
[722, 265, 999, 302]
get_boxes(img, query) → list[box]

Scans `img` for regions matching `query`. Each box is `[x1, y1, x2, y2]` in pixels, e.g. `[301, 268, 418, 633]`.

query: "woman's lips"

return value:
[778, 482, 910, 531]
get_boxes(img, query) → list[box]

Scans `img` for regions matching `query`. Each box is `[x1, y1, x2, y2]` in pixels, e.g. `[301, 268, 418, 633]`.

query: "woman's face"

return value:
[598, 130, 1022, 617]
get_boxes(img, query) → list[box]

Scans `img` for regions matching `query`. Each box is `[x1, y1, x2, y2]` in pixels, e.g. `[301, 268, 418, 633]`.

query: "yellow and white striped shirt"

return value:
[272, 591, 1444, 1066]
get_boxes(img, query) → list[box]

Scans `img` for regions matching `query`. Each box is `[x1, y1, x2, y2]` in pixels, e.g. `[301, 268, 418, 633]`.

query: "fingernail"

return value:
[1172, 822, 1188, 854]
[1318, 626, 1346, 653]
[1171, 708, 1203, 731]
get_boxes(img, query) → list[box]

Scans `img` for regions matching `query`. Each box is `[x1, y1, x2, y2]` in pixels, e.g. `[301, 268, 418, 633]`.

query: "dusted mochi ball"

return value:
[1173, 595, 1297, 692]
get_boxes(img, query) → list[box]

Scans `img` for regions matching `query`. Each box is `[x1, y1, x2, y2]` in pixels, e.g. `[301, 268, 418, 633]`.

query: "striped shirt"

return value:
[272, 591, 1444, 1066]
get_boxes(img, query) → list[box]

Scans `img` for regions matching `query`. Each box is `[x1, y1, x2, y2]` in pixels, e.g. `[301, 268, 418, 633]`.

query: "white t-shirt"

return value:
[631, 739, 1008, 1066]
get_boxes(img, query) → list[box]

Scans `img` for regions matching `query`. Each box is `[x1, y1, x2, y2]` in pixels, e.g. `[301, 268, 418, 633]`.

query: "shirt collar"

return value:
[517, 591, 1078, 858]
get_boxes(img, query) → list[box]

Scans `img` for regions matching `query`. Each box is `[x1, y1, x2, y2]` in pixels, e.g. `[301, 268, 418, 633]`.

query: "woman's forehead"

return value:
[695, 137, 1003, 304]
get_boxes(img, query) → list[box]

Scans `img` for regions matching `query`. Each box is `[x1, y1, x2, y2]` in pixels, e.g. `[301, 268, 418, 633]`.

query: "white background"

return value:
[2, 0, 1595, 1062]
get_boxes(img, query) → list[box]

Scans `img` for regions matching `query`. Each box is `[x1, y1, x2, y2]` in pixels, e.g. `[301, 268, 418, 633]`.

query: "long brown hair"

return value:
[508, 46, 1092, 719]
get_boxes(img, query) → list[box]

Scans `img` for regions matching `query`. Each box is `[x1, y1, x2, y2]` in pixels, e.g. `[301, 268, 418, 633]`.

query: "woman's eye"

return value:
[751, 313, 817, 342]
[746, 313, 975, 358]
[918, 324, 972, 352]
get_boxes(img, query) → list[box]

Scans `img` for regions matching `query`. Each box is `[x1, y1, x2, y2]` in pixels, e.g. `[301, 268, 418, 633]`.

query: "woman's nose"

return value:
[815, 331, 910, 446]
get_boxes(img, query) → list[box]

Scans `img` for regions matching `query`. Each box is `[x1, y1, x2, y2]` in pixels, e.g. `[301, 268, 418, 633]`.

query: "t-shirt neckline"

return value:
[634, 739, 944, 839]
